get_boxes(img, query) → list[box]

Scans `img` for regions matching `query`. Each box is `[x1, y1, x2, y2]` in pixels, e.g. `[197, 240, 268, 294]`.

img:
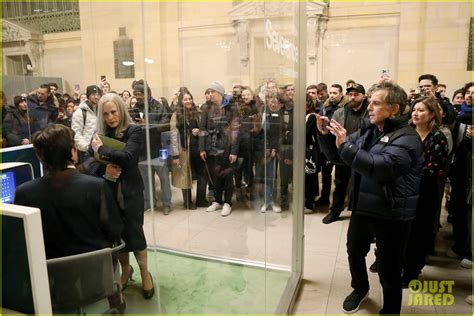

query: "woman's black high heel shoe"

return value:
[121, 265, 134, 291]
[142, 272, 155, 299]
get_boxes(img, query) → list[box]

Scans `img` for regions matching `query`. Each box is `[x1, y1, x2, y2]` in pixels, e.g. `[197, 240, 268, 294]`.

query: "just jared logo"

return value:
[408, 280, 455, 306]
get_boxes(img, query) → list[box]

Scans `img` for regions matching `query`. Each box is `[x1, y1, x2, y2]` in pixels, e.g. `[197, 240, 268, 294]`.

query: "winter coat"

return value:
[71, 101, 97, 152]
[27, 94, 58, 135]
[2, 109, 31, 146]
[338, 115, 424, 221]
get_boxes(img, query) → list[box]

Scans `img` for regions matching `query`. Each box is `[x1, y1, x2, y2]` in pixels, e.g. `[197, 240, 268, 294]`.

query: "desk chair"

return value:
[47, 243, 125, 314]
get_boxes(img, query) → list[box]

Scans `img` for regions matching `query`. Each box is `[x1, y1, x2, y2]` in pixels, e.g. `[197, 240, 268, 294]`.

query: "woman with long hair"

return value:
[402, 96, 448, 286]
[85, 93, 154, 299]
[171, 89, 208, 208]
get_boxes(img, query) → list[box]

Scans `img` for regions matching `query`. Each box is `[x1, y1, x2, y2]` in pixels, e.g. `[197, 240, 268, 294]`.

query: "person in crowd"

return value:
[170, 89, 207, 208]
[318, 83, 369, 224]
[451, 88, 465, 112]
[56, 103, 72, 127]
[402, 96, 448, 286]
[128, 96, 138, 109]
[277, 84, 294, 211]
[71, 85, 102, 163]
[437, 84, 450, 103]
[317, 82, 329, 104]
[84, 93, 154, 300]
[447, 82, 472, 262]
[304, 85, 321, 212]
[100, 80, 111, 94]
[48, 82, 59, 95]
[27, 84, 59, 135]
[1, 91, 11, 122]
[315, 84, 348, 208]
[133, 81, 174, 215]
[62, 93, 72, 104]
[234, 86, 258, 202]
[258, 91, 283, 213]
[200, 81, 240, 217]
[317, 81, 423, 314]
[346, 79, 355, 88]
[2, 96, 32, 147]
[121, 90, 131, 103]
[14, 124, 126, 312]
[79, 93, 88, 103]
[198, 88, 216, 201]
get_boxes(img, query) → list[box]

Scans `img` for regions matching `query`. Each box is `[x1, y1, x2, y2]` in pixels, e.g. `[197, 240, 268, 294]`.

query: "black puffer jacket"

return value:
[339, 115, 423, 221]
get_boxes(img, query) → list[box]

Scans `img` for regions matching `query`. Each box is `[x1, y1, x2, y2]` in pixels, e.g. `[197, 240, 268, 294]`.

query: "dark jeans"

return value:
[279, 160, 293, 206]
[304, 171, 319, 208]
[190, 152, 207, 204]
[331, 164, 351, 213]
[347, 214, 411, 314]
[320, 160, 333, 201]
[207, 155, 234, 205]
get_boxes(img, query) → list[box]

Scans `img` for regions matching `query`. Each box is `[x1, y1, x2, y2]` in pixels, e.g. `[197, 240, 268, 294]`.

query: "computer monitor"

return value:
[1, 162, 35, 204]
[1, 203, 52, 314]
[0, 144, 43, 178]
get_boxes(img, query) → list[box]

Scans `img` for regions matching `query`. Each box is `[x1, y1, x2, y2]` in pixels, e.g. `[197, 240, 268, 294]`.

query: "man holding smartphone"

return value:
[317, 83, 369, 224]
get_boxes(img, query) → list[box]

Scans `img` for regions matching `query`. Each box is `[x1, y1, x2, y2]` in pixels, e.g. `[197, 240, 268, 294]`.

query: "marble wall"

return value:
[32, 1, 471, 99]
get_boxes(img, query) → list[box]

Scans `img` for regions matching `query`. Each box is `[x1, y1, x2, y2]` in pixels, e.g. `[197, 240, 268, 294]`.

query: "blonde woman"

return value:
[85, 93, 154, 299]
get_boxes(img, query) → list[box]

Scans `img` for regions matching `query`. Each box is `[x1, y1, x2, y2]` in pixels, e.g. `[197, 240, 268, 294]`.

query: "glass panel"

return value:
[1, 0, 303, 313]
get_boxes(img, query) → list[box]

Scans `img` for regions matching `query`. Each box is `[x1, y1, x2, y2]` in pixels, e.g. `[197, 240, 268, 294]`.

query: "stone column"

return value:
[307, 14, 319, 85]
[317, 18, 328, 83]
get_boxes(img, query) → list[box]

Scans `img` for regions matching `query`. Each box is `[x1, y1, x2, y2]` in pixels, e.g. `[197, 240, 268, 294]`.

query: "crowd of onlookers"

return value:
[2, 73, 472, 312]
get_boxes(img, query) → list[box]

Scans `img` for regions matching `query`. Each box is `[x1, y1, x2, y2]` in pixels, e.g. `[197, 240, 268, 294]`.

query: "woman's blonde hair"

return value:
[96, 93, 133, 137]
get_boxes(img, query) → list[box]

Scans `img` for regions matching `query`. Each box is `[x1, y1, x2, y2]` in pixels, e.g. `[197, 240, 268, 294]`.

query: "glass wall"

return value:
[1, 0, 304, 313]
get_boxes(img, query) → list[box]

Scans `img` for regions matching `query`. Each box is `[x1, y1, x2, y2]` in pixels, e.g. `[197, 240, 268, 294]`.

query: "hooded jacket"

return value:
[71, 101, 97, 152]
[338, 115, 424, 221]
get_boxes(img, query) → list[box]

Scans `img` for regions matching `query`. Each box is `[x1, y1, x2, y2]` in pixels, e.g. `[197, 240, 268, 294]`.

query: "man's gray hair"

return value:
[374, 82, 408, 114]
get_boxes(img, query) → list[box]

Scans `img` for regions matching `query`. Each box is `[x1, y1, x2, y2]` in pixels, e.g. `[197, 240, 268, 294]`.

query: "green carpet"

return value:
[84, 249, 291, 314]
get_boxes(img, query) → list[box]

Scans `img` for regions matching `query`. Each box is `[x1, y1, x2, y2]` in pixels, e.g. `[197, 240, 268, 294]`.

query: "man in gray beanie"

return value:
[207, 81, 225, 96]
[199, 81, 240, 217]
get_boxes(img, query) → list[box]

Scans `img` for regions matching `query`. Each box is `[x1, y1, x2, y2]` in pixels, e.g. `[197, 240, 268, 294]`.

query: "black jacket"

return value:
[2, 109, 31, 146]
[338, 115, 423, 221]
[198, 99, 240, 157]
[14, 169, 123, 259]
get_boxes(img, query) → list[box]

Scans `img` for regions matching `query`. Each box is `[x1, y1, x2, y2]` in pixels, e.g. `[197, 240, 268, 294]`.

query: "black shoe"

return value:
[342, 290, 369, 314]
[142, 272, 155, 299]
[369, 260, 377, 273]
[195, 201, 210, 208]
[314, 198, 330, 207]
[322, 211, 340, 224]
[121, 265, 134, 291]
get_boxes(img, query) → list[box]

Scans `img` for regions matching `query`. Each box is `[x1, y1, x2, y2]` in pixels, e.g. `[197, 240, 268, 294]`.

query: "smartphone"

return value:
[382, 69, 390, 78]
[74, 84, 80, 91]
[101, 75, 106, 81]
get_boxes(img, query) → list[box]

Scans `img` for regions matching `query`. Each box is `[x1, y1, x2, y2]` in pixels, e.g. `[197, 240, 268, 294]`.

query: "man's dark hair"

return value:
[316, 83, 327, 91]
[418, 74, 438, 86]
[48, 82, 59, 89]
[13, 95, 27, 107]
[306, 85, 318, 91]
[133, 82, 152, 98]
[33, 124, 76, 171]
[452, 88, 464, 101]
[346, 79, 355, 87]
[374, 82, 408, 115]
[463, 82, 473, 95]
[438, 84, 446, 89]
[39, 84, 51, 92]
[331, 84, 343, 93]
[283, 84, 294, 90]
